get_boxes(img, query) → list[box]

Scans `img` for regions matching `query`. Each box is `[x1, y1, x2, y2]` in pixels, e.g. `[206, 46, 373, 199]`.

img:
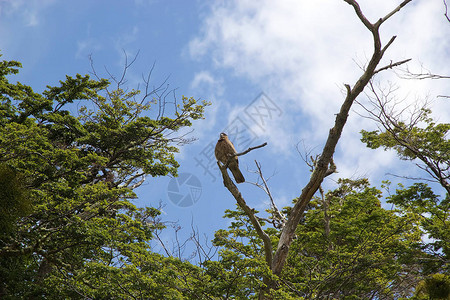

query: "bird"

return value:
[215, 132, 245, 183]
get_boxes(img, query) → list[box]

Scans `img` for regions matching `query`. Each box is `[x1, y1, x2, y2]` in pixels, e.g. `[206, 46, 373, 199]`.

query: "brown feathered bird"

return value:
[215, 132, 245, 183]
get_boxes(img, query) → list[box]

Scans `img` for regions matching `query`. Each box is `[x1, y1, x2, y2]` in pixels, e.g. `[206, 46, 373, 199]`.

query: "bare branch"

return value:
[444, 0, 450, 22]
[295, 141, 318, 171]
[399, 66, 450, 80]
[380, 36, 397, 56]
[377, 0, 413, 26]
[224, 142, 267, 168]
[343, 0, 373, 30]
[119, 49, 140, 88]
[271, 0, 412, 279]
[254, 160, 286, 229]
[189, 220, 218, 264]
[236, 142, 268, 157]
[129, 176, 146, 190]
[217, 161, 273, 267]
[374, 59, 411, 74]
[385, 172, 441, 183]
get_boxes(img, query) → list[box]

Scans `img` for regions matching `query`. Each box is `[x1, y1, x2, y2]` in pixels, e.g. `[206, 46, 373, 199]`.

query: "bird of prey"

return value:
[215, 132, 245, 183]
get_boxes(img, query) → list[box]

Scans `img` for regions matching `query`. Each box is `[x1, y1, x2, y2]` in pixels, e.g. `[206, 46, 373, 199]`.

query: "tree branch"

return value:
[224, 142, 267, 168]
[374, 59, 411, 75]
[444, 0, 450, 22]
[377, 0, 413, 26]
[216, 141, 272, 269]
[254, 160, 286, 229]
[271, 0, 411, 278]
[342, 0, 373, 30]
[236, 142, 268, 156]
[217, 161, 273, 267]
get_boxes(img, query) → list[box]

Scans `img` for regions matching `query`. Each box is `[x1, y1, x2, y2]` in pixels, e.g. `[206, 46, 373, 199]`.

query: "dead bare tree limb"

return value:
[215, 1, 415, 298]
[254, 160, 286, 229]
[398, 65, 450, 80]
[374, 59, 411, 75]
[271, 0, 413, 279]
[217, 161, 273, 267]
[224, 142, 268, 168]
[444, 0, 450, 22]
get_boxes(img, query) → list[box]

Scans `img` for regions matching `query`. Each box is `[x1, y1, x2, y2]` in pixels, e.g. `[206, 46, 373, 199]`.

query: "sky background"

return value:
[1, 0, 449, 259]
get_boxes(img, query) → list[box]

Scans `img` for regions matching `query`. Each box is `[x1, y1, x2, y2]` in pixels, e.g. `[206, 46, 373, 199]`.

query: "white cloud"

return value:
[190, 70, 224, 97]
[189, 0, 450, 181]
[0, 0, 56, 27]
[189, 71, 225, 135]
[173, 71, 226, 161]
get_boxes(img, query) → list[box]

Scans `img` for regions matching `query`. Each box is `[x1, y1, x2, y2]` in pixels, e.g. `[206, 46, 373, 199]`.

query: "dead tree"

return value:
[217, 1, 414, 298]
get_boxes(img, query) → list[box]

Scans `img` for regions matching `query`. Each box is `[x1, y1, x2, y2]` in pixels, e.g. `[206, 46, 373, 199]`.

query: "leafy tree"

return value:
[207, 207, 279, 299]
[388, 183, 450, 276]
[359, 67, 450, 294]
[211, 179, 423, 299]
[361, 107, 450, 195]
[414, 273, 450, 300]
[286, 179, 422, 298]
[0, 54, 210, 298]
[0, 163, 31, 237]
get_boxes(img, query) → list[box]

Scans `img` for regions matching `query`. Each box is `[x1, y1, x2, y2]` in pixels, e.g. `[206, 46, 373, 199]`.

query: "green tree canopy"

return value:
[360, 92, 450, 298]
[208, 179, 425, 298]
[0, 55, 210, 298]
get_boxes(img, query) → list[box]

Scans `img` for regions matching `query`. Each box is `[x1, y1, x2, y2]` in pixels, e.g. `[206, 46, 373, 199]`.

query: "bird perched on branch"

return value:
[215, 132, 245, 183]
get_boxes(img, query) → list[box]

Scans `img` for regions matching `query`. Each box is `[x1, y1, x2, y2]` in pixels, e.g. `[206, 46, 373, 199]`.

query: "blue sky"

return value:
[1, 0, 449, 258]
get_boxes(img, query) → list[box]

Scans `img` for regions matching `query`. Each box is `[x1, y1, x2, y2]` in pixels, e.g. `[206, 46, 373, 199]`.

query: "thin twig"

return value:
[374, 59, 411, 74]
[444, 0, 450, 22]
[224, 142, 267, 167]
[235, 142, 268, 157]
[255, 160, 286, 228]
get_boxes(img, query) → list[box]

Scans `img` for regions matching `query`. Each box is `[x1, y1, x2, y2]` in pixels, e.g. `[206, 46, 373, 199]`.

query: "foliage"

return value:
[212, 179, 424, 298]
[414, 273, 450, 300]
[388, 182, 450, 277]
[361, 108, 449, 161]
[0, 54, 210, 298]
[361, 108, 450, 194]
[360, 98, 450, 297]
[207, 207, 280, 299]
[0, 164, 31, 236]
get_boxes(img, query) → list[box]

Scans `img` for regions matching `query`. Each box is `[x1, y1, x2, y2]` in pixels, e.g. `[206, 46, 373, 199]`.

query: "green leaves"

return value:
[361, 107, 450, 197]
[0, 164, 31, 237]
[212, 179, 425, 298]
[43, 74, 109, 112]
[0, 55, 209, 298]
[361, 119, 450, 162]
[286, 180, 420, 298]
[361, 105, 450, 281]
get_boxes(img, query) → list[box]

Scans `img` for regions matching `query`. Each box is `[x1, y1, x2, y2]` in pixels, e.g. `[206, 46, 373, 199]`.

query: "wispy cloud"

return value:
[189, 0, 450, 182]
[190, 70, 224, 98]
[188, 71, 224, 143]
[0, 0, 56, 27]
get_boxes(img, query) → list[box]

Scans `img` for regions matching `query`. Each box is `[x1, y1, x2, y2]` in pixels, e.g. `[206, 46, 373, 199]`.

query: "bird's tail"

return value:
[231, 167, 245, 184]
